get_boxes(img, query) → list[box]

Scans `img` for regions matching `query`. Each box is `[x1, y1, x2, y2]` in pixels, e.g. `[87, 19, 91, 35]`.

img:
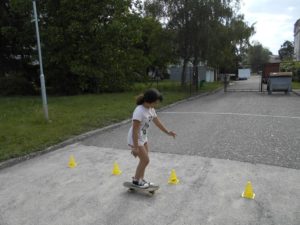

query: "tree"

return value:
[2, 0, 253, 95]
[189, 1, 254, 84]
[38, 0, 142, 94]
[1, 0, 175, 95]
[208, 14, 254, 74]
[39, 0, 176, 94]
[247, 42, 272, 73]
[137, 17, 176, 80]
[0, 0, 37, 95]
[278, 40, 294, 60]
[144, 0, 254, 86]
[145, 0, 200, 85]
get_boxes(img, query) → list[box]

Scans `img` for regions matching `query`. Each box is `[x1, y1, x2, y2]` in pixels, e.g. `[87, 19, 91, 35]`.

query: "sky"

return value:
[240, 0, 300, 55]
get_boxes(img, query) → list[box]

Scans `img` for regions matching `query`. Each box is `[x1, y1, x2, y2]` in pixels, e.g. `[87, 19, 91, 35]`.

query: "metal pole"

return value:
[260, 65, 264, 92]
[156, 67, 159, 89]
[33, 0, 49, 121]
[189, 66, 192, 96]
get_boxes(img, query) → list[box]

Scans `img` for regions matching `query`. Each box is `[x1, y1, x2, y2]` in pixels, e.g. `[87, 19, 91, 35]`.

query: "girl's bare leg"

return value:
[141, 143, 149, 179]
[144, 142, 149, 154]
[134, 145, 150, 180]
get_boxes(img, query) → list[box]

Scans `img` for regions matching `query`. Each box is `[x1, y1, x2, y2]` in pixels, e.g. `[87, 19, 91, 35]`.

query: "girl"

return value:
[127, 88, 176, 188]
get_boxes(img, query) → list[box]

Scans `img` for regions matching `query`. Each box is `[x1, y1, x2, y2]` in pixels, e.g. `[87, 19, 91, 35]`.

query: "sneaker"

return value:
[142, 179, 155, 186]
[132, 178, 150, 189]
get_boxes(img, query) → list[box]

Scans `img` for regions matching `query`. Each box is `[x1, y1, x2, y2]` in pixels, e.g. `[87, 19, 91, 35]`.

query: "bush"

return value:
[47, 72, 82, 95]
[280, 61, 300, 81]
[0, 74, 36, 96]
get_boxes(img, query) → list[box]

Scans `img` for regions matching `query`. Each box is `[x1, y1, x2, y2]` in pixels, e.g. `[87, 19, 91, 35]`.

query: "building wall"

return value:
[169, 65, 215, 83]
[294, 19, 300, 61]
[205, 69, 214, 82]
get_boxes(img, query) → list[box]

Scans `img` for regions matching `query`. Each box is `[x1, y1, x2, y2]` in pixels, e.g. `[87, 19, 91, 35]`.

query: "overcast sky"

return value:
[240, 0, 300, 55]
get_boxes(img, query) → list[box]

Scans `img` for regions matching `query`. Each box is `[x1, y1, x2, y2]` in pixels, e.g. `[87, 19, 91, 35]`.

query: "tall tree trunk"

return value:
[193, 57, 199, 91]
[181, 57, 188, 86]
[180, 0, 189, 87]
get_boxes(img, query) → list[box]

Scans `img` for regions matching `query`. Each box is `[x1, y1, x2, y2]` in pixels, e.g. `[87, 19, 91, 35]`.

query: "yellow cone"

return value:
[242, 181, 255, 199]
[112, 162, 122, 175]
[168, 169, 179, 184]
[68, 155, 77, 168]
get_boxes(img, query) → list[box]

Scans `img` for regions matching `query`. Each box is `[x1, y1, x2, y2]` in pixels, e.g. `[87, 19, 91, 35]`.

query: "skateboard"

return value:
[123, 182, 159, 195]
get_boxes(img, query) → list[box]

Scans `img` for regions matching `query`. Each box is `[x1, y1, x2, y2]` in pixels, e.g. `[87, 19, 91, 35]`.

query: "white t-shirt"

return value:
[127, 105, 157, 146]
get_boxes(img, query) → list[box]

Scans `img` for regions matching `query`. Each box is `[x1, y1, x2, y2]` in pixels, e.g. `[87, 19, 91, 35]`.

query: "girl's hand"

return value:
[131, 147, 139, 158]
[167, 131, 177, 139]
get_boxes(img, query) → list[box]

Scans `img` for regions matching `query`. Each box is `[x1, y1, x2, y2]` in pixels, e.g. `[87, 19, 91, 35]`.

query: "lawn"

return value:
[0, 80, 221, 162]
[292, 81, 300, 89]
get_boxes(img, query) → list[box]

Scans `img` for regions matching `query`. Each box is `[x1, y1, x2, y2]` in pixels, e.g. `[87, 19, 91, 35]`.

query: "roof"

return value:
[268, 55, 281, 63]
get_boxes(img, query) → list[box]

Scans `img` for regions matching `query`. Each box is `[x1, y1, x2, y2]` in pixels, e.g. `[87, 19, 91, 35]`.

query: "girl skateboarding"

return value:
[127, 88, 176, 188]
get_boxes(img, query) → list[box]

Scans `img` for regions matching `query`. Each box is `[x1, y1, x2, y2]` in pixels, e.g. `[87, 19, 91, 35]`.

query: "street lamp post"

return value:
[32, 0, 49, 121]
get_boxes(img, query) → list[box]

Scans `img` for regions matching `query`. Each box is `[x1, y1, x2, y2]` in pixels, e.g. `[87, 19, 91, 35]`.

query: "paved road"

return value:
[0, 78, 299, 225]
[227, 75, 262, 91]
[84, 78, 300, 170]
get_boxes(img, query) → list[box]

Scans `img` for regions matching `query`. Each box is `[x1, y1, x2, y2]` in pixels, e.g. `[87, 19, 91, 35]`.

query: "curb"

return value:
[157, 87, 223, 112]
[0, 87, 223, 170]
[292, 90, 300, 96]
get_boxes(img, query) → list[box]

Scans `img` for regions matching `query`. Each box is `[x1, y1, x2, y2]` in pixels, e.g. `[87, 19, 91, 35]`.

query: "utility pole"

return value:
[32, 0, 49, 121]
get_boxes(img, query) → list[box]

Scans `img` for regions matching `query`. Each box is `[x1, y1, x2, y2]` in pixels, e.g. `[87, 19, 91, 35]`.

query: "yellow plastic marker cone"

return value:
[112, 162, 122, 175]
[242, 181, 255, 199]
[168, 169, 179, 184]
[68, 155, 77, 168]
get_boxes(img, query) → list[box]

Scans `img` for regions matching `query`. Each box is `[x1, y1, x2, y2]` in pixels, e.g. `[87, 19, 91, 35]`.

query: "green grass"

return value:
[292, 81, 300, 89]
[0, 80, 221, 162]
[198, 81, 222, 92]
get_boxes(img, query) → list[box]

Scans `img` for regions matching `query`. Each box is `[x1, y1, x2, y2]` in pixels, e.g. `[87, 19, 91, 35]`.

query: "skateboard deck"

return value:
[123, 182, 159, 194]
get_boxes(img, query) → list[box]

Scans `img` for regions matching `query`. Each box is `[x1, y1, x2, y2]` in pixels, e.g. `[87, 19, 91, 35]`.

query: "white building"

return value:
[294, 19, 300, 61]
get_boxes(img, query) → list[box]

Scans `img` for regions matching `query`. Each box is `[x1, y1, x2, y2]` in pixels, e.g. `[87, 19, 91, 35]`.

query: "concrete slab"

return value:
[0, 143, 299, 225]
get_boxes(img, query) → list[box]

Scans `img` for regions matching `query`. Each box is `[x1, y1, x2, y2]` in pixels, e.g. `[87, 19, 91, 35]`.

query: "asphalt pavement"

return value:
[0, 76, 299, 225]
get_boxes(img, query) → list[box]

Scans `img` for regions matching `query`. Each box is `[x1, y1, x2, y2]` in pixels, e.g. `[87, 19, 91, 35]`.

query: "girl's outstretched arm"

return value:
[153, 117, 176, 138]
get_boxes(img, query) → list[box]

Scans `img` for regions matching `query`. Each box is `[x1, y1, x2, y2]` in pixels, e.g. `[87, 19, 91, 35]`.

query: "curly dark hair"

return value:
[136, 88, 163, 105]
